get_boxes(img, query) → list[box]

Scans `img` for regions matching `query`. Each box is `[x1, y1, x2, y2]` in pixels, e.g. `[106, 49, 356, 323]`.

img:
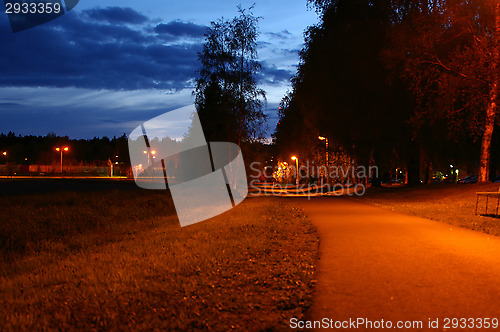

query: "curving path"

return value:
[298, 197, 500, 329]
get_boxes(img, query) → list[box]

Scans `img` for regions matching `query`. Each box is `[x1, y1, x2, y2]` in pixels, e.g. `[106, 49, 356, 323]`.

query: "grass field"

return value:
[359, 183, 500, 237]
[0, 187, 318, 330]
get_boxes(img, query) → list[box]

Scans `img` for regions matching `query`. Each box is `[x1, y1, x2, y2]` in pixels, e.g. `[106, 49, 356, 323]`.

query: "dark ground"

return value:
[0, 178, 139, 195]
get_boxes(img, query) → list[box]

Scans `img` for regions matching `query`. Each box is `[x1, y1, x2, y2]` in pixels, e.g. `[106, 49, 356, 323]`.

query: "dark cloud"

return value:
[0, 7, 203, 91]
[0, 6, 298, 95]
[259, 64, 293, 86]
[154, 21, 207, 40]
[265, 30, 293, 40]
[0, 102, 22, 107]
[280, 48, 300, 56]
[84, 7, 149, 25]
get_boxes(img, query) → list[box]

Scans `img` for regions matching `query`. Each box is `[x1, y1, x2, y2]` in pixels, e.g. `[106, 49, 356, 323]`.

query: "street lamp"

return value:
[318, 136, 329, 183]
[143, 150, 157, 164]
[318, 136, 329, 167]
[55, 147, 69, 173]
[291, 156, 299, 185]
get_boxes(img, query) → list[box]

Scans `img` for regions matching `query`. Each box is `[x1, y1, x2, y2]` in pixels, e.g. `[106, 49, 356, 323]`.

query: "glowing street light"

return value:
[143, 150, 157, 164]
[318, 136, 329, 170]
[291, 156, 299, 185]
[55, 147, 69, 173]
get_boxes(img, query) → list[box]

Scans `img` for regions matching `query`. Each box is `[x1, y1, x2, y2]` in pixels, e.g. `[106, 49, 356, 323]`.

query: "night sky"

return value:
[0, 0, 318, 139]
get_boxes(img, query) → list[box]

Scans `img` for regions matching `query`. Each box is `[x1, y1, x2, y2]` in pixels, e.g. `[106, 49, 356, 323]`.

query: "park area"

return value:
[2, 179, 500, 330]
[0, 179, 318, 330]
[360, 182, 500, 237]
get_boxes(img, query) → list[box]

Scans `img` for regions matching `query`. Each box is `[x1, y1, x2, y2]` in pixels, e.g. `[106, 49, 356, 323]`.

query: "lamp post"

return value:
[143, 150, 157, 176]
[291, 156, 299, 185]
[55, 147, 69, 173]
[143, 150, 157, 164]
[318, 136, 328, 167]
[318, 136, 328, 182]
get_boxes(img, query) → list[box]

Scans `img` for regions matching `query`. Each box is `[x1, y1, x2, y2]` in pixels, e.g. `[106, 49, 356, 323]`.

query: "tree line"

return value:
[0, 132, 129, 166]
[274, 0, 500, 184]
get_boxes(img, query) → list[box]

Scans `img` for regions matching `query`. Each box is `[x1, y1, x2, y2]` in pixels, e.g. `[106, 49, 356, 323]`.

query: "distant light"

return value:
[143, 151, 147, 154]
[2, 151, 6, 156]
[64, 147, 69, 152]
[291, 156, 297, 161]
[318, 136, 326, 140]
[151, 150, 157, 155]
[450, 164, 453, 168]
[56, 147, 60, 152]
[115, 162, 118, 164]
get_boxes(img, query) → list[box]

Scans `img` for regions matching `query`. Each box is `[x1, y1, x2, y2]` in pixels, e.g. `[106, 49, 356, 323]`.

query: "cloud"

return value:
[154, 21, 207, 40]
[0, 87, 195, 138]
[84, 7, 149, 25]
[265, 30, 293, 40]
[259, 64, 293, 86]
[0, 7, 203, 91]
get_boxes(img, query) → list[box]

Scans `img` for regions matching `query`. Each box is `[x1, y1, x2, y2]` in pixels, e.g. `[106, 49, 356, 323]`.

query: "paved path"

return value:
[298, 197, 500, 329]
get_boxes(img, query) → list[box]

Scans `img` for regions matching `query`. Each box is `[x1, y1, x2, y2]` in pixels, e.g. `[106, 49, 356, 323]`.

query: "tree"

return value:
[387, 0, 500, 182]
[194, 6, 266, 145]
[274, 0, 418, 184]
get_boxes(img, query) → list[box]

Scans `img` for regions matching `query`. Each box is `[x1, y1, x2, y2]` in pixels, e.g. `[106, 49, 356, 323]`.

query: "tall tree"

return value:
[275, 0, 417, 184]
[388, 0, 500, 182]
[195, 6, 266, 145]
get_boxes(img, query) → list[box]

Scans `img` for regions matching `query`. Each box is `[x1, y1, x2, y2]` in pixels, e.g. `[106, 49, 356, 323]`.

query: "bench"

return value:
[475, 190, 500, 216]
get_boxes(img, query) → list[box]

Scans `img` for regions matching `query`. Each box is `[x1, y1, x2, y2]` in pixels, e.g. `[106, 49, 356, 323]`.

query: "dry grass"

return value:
[0, 190, 175, 265]
[358, 183, 500, 236]
[0, 192, 318, 330]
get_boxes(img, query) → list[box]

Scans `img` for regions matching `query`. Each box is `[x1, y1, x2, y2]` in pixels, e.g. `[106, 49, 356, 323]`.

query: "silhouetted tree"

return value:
[195, 6, 266, 145]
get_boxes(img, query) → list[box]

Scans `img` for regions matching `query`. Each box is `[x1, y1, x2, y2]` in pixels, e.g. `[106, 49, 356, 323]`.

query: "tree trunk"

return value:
[479, 88, 497, 182]
[479, 2, 500, 183]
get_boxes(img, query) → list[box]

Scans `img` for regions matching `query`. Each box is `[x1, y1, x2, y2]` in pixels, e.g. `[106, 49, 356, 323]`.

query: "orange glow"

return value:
[291, 156, 297, 161]
[151, 150, 156, 155]
[64, 147, 69, 152]
[56, 147, 60, 152]
[2, 151, 6, 156]
[318, 136, 326, 140]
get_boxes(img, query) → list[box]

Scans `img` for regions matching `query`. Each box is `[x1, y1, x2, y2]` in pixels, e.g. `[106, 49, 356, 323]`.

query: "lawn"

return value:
[359, 182, 500, 236]
[0, 188, 318, 330]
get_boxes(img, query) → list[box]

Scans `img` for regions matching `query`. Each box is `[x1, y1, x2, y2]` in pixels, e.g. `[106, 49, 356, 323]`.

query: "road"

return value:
[298, 197, 500, 329]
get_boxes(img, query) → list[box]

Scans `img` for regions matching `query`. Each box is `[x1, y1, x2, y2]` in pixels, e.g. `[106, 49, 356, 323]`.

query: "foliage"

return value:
[275, 0, 500, 183]
[195, 6, 266, 145]
[0, 132, 129, 165]
[275, 0, 417, 183]
[386, 0, 500, 182]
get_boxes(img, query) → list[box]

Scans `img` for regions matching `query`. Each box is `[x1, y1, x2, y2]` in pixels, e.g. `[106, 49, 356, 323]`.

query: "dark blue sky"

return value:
[0, 1, 318, 139]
